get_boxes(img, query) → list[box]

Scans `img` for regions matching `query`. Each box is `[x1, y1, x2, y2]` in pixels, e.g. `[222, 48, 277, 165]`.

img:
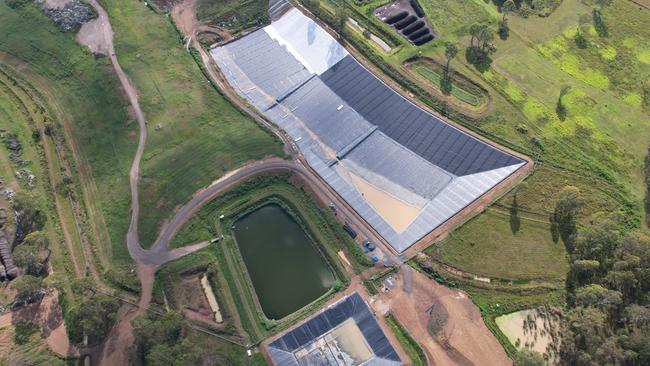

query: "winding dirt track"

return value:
[83, 0, 149, 265]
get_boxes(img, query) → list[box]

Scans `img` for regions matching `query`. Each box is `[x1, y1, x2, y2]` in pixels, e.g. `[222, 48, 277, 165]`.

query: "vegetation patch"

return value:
[133, 311, 264, 366]
[197, 0, 270, 33]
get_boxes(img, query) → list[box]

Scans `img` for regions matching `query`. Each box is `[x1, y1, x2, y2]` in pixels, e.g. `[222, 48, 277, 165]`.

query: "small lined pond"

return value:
[232, 203, 335, 320]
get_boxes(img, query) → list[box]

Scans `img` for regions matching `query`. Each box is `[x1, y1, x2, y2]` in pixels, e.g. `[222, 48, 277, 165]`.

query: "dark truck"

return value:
[342, 222, 357, 239]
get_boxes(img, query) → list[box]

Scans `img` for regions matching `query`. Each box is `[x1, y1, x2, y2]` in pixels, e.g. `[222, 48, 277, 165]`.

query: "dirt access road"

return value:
[75, 2, 211, 365]
[375, 268, 512, 365]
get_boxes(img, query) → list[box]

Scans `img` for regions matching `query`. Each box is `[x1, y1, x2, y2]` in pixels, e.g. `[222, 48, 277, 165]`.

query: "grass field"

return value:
[97, 0, 284, 248]
[432, 209, 568, 281]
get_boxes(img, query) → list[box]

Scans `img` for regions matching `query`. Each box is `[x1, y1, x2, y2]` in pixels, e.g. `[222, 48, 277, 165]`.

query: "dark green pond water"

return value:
[232, 203, 335, 320]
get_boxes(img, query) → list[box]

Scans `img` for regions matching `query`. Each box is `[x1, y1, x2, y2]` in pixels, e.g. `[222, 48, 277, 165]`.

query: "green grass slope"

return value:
[98, 0, 284, 248]
[0, 2, 136, 262]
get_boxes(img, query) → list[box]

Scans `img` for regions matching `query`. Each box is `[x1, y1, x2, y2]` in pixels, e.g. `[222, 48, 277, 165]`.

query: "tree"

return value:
[498, 20, 510, 40]
[575, 284, 622, 313]
[14, 231, 49, 276]
[13, 192, 47, 239]
[625, 304, 650, 329]
[13, 321, 38, 345]
[477, 25, 495, 50]
[334, 8, 347, 39]
[501, 0, 516, 22]
[13, 245, 46, 277]
[469, 23, 481, 46]
[574, 29, 587, 48]
[499, 0, 515, 40]
[574, 217, 620, 265]
[466, 24, 496, 72]
[592, 0, 612, 37]
[444, 42, 458, 75]
[12, 275, 44, 304]
[514, 349, 545, 366]
[442, 42, 458, 95]
[569, 259, 600, 285]
[134, 312, 184, 353]
[561, 217, 650, 363]
[593, 0, 613, 15]
[307, 0, 320, 11]
[556, 85, 571, 121]
[67, 294, 120, 345]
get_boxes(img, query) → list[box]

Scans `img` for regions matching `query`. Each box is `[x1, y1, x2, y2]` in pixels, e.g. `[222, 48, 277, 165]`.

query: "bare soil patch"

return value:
[76, 17, 110, 54]
[174, 273, 219, 324]
[348, 172, 421, 233]
[496, 308, 562, 364]
[42, 0, 72, 10]
[376, 268, 511, 365]
[0, 291, 79, 357]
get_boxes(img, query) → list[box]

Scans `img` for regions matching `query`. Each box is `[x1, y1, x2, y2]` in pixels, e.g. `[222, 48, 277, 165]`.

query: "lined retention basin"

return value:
[232, 203, 335, 320]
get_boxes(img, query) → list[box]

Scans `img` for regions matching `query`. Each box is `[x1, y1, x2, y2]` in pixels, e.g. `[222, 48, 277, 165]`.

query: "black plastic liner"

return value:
[401, 20, 424, 36]
[394, 15, 417, 30]
[408, 28, 429, 41]
[384, 11, 408, 24]
[413, 33, 434, 45]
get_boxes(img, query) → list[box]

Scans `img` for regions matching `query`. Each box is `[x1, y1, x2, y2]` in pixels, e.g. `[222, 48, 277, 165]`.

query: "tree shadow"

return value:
[509, 194, 520, 235]
[592, 10, 609, 37]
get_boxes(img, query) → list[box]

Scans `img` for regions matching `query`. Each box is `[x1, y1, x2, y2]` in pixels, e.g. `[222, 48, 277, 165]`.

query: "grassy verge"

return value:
[0, 69, 81, 282]
[97, 0, 285, 249]
[385, 314, 427, 366]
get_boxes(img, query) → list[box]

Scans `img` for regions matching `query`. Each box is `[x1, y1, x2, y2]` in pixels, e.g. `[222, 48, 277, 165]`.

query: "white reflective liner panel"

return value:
[264, 8, 348, 75]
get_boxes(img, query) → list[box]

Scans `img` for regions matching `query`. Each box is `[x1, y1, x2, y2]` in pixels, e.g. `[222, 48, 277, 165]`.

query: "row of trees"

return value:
[551, 187, 650, 365]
